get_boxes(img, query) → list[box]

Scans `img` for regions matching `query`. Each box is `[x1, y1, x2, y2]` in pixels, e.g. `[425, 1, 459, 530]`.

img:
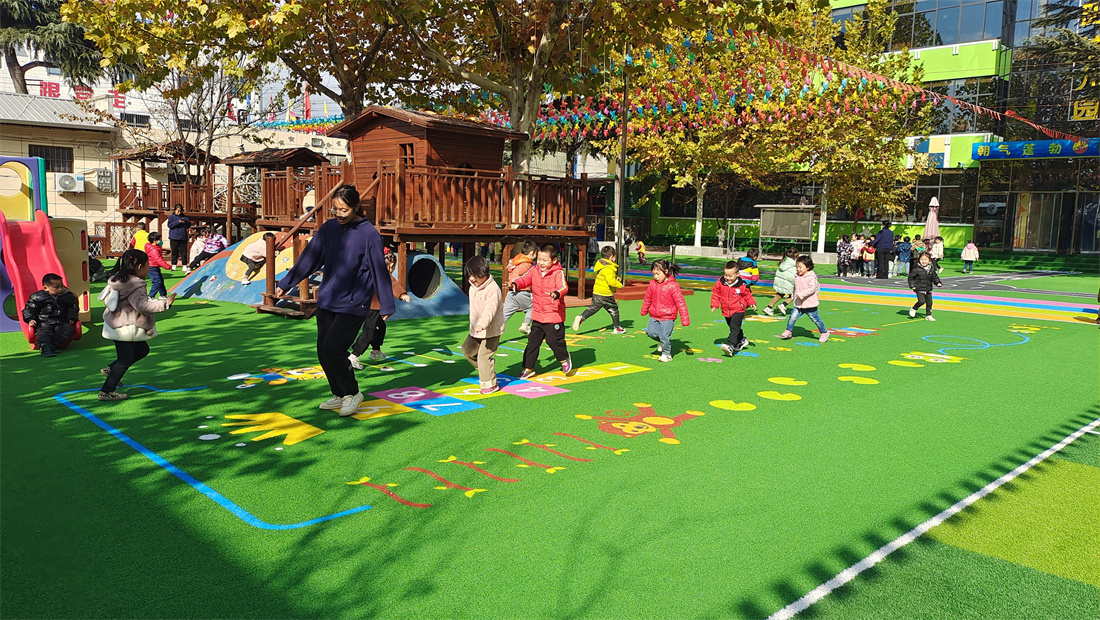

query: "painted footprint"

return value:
[838, 363, 876, 371]
[710, 400, 757, 411]
[838, 376, 880, 385]
[768, 377, 808, 386]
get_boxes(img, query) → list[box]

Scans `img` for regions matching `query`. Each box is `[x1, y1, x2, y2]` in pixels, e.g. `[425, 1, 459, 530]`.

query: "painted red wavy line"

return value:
[354, 481, 432, 508]
[484, 448, 552, 468]
[552, 433, 623, 452]
[522, 442, 593, 462]
[404, 467, 476, 491]
[448, 459, 520, 482]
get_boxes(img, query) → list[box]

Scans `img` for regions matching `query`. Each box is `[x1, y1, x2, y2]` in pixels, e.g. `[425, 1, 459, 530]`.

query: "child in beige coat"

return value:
[462, 256, 505, 394]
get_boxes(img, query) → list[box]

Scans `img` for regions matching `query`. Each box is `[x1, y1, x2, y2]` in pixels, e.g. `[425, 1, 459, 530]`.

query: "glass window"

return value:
[893, 13, 915, 49]
[937, 7, 961, 44]
[915, 0, 937, 11]
[1015, 0, 1034, 21]
[1013, 20, 1030, 45]
[914, 12, 938, 46]
[959, 3, 986, 42]
[984, 2, 1004, 38]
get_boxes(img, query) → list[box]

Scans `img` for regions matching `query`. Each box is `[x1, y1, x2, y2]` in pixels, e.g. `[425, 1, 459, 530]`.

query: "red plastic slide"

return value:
[0, 209, 82, 347]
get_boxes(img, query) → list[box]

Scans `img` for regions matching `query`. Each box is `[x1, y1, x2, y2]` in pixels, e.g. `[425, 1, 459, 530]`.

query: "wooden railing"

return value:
[260, 162, 346, 223]
[373, 161, 588, 231]
[120, 160, 587, 231]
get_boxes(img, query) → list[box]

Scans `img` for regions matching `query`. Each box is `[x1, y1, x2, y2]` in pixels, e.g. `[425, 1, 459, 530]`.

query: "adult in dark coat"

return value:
[165, 204, 191, 269]
[874, 221, 895, 279]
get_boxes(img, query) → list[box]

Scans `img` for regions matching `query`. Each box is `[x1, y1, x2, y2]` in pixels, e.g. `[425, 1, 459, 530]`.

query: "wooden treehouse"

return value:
[256, 106, 596, 318]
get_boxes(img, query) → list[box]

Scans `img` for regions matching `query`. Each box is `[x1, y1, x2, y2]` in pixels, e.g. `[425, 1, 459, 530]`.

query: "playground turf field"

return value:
[1, 266, 1097, 619]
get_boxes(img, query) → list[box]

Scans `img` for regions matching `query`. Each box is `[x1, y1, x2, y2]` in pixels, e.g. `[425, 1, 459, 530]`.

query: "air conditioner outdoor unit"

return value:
[55, 173, 85, 193]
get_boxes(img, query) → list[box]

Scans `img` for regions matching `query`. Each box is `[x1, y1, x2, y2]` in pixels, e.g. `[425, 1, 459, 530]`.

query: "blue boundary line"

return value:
[54, 386, 372, 530]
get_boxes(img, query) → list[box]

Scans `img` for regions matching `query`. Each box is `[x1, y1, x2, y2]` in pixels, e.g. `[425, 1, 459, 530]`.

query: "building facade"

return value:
[648, 0, 1097, 253]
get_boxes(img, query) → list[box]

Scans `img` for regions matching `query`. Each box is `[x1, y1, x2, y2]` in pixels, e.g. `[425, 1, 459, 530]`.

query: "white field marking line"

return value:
[1085, 429, 1100, 436]
[767, 416, 1100, 620]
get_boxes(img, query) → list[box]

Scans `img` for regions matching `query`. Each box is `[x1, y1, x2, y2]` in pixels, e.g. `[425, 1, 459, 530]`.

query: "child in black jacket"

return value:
[907, 254, 942, 321]
[22, 273, 79, 356]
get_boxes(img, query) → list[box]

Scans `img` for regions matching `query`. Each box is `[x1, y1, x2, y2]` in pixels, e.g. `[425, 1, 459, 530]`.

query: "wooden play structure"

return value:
[253, 106, 596, 318]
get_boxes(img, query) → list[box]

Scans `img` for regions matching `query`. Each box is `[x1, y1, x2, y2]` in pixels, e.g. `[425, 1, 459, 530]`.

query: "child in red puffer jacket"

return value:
[710, 260, 756, 356]
[641, 259, 690, 362]
[509, 243, 572, 378]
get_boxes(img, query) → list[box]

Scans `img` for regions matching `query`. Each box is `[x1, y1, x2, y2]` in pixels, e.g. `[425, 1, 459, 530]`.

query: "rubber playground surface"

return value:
[1, 265, 1098, 619]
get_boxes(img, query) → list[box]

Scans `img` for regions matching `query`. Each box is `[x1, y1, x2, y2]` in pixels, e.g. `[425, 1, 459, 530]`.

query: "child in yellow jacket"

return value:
[572, 246, 625, 334]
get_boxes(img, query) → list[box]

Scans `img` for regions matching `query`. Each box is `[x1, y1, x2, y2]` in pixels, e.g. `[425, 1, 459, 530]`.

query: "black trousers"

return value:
[913, 291, 934, 313]
[875, 252, 890, 279]
[189, 251, 216, 269]
[240, 256, 265, 279]
[170, 239, 187, 265]
[35, 321, 74, 350]
[315, 309, 361, 397]
[351, 309, 387, 356]
[725, 312, 746, 347]
[578, 294, 620, 328]
[101, 340, 150, 393]
[523, 320, 569, 369]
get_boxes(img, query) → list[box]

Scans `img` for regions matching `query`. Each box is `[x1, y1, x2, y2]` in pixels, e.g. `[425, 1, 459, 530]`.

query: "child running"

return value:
[572, 246, 625, 334]
[961, 239, 979, 274]
[710, 260, 756, 356]
[640, 259, 690, 362]
[349, 250, 410, 368]
[908, 253, 942, 321]
[462, 256, 505, 394]
[98, 249, 176, 401]
[143, 232, 172, 299]
[636, 239, 647, 264]
[509, 243, 572, 378]
[737, 249, 760, 286]
[779, 256, 829, 343]
[762, 247, 798, 315]
[22, 272, 79, 356]
[502, 240, 537, 335]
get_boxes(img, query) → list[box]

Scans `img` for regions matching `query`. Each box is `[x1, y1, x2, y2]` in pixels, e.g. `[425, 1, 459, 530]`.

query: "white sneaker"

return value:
[348, 353, 364, 370]
[319, 395, 343, 410]
[762, 306, 774, 316]
[909, 308, 917, 318]
[719, 343, 735, 356]
[184, 268, 191, 275]
[925, 315, 936, 321]
[777, 303, 787, 315]
[339, 392, 364, 417]
[518, 322, 531, 335]
[368, 350, 386, 361]
[819, 331, 830, 343]
[241, 278, 250, 285]
[171, 266, 177, 271]
[657, 354, 672, 363]
[572, 316, 583, 331]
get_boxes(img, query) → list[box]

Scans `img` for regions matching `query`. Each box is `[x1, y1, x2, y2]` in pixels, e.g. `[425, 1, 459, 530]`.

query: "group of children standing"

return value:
[836, 233, 949, 278]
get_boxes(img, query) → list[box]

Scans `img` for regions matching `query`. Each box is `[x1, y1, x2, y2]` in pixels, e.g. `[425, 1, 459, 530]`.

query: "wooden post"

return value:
[503, 165, 514, 227]
[397, 240, 408, 293]
[461, 242, 474, 295]
[295, 236, 311, 302]
[437, 240, 447, 266]
[139, 160, 147, 209]
[265, 231, 277, 297]
[577, 240, 588, 300]
[226, 163, 234, 242]
[396, 158, 406, 227]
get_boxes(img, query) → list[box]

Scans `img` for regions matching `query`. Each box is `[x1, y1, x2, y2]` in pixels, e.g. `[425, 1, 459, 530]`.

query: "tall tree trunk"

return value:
[4, 45, 28, 94]
[694, 177, 707, 247]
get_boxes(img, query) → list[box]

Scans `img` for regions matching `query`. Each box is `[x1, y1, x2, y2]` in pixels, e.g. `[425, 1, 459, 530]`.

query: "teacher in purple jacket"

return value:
[275, 185, 395, 417]
[874, 220, 895, 280]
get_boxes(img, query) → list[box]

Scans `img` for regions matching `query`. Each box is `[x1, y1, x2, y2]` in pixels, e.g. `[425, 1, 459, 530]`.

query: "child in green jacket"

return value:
[572, 246, 625, 334]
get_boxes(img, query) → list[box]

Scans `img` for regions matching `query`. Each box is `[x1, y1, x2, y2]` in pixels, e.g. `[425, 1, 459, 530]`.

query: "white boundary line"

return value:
[768, 416, 1100, 620]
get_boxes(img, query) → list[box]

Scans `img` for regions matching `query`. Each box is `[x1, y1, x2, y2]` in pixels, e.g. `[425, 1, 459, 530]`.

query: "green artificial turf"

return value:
[2, 275, 1098, 619]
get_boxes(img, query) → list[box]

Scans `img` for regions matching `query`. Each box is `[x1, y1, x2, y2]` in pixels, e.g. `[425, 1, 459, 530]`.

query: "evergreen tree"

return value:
[0, 0, 103, 94]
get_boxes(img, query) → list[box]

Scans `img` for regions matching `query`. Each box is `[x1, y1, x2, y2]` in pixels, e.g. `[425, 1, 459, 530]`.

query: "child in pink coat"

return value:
[641, 259, 690, 362]
[780, 256, 829, 343]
